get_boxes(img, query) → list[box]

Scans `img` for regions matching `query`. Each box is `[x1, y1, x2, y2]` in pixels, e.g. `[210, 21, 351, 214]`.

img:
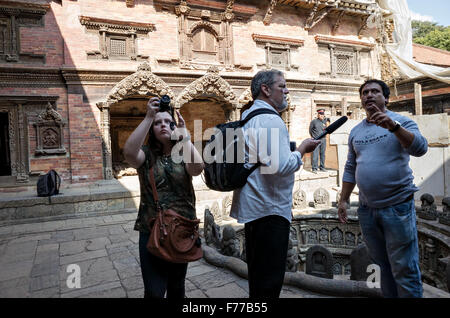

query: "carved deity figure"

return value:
[220, 225, 240, 258]
[204, 208, 221, 248]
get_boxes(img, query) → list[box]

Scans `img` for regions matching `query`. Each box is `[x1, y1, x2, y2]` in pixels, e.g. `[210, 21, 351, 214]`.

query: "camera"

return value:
[159, 95, 171, 112]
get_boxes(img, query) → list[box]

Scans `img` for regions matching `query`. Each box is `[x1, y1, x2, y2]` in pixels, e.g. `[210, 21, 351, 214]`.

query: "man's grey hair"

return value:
[250, 69, 284, 100]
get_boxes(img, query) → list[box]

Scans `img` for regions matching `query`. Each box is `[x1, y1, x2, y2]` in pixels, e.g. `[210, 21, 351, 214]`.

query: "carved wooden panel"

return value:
[34, 103, 66, 156]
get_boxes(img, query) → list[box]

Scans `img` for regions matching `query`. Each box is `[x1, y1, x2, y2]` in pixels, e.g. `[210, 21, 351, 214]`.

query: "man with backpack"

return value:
[229, 69, 320, 298]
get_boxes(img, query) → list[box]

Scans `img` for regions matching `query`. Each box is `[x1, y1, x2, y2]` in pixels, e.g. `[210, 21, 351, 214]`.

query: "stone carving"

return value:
[286, 226, 299, 272]
[237, 88, 252, 109]
[345, 232, 356, 246]
[175, 67, 237, 119]
[417, 193, 438, 220]
[305, 245, 333, 279]
[344, 263, 351, 275]
[221, 225, 240, 258]
[292, 189, 307, 210]
[313, 188, 330, 208]
[204, 208, 222, 249]
[440, 197, 450, 226]
[210, 201, 221, 223]
[222, 195, 232, 220]
[319, 228, 329, 244]
[330, 227, 344, 245]
[350, 243, 372, 281]
[357, 233, 363, 245]
[101, 62, 175, 109]
[34, 103, 66, 155]
[307, 230, 318, 244]
[332, 263, 342, 275]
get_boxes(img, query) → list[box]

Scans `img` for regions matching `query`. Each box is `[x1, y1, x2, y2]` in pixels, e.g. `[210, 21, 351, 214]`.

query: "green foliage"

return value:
[412, 20, 450, 51]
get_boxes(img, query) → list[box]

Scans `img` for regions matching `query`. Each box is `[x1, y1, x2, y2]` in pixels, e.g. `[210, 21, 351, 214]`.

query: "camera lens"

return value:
[159, 95, 171, 112]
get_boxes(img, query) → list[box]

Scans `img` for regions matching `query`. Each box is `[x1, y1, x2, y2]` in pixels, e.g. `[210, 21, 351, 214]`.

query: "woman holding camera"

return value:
[123, 96, 204, 298]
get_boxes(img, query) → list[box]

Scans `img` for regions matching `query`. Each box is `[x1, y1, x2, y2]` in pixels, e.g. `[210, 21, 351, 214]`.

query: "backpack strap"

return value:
[238, 108, 282, 171]
[239, 108, 281, 127]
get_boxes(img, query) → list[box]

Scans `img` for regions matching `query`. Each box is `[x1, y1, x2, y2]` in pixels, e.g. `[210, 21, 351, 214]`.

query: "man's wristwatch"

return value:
[389, 120, 401, 133]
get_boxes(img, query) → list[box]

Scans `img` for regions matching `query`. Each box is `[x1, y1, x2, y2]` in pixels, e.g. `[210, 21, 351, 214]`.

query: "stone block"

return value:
[14, 205, 52, 219]
[86, 237, 111, 251]
[121, 275, 144, 291]
[61, 281, 122, 298]
[75, 200, 108, 213]
[107, 198, 124, 211]
[205, 282, 248, 298]
[60, 240, 87, 256]
[51, 203, 75, 216]
[0, 208, 16, 221]
[60, 249, 108, 265]
[30, 273, 59, 291]
[124, 197, 140, 210]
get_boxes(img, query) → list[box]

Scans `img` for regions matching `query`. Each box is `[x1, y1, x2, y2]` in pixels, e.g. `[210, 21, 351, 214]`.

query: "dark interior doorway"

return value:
[0, 112, 11, 176]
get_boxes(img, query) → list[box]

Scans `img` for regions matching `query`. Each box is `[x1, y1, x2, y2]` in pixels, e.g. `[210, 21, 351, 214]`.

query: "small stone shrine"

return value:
[305, 245, 334, 279]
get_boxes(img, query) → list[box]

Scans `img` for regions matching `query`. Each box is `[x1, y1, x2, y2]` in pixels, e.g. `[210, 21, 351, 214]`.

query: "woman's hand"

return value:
[146, 97, 160, 119]
[175, 110, 190, 141]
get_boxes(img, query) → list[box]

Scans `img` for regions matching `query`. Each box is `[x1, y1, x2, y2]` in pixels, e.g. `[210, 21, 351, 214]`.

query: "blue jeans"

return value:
[357, 198, 423, 298]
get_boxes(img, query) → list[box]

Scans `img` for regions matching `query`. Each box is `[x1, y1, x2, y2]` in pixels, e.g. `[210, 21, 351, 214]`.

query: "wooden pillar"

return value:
[415, 83, 423, 115]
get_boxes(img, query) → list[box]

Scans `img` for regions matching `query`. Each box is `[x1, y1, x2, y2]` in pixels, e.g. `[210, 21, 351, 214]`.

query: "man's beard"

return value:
[271, 97, 288, 112]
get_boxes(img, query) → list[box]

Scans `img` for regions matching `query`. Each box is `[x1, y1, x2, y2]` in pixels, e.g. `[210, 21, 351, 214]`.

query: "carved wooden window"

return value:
[269, 48, 289, 69]
[336, 54, 353, 75]
[79, 16, 155, 61]
[192, 28, 218, 62]
[0, 4, 48, 63]
[252, 34, 303, 71]
[109, 37, 127, 57]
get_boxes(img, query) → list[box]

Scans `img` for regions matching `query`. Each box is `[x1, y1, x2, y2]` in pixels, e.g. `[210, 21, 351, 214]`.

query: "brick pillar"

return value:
[68, 92, 104, 183]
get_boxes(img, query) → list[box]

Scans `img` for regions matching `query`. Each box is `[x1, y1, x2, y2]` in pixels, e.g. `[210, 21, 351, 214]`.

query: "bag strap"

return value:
[148, 166, 168, 236]
[239, 108, 281, 127]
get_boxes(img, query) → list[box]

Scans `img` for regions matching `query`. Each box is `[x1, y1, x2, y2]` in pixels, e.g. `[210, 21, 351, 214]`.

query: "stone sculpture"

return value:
[292, 189, 307, 210]
[418, 193, 438, 220]
[313, 188, 330, 209]
[286, 226, 299, 272]
[204, 208, 222, 249]
[305, 245, 334, 279]
[350, 243, 372, 281]
[439, 197, 450, 226]
[220, 225, 240, 258]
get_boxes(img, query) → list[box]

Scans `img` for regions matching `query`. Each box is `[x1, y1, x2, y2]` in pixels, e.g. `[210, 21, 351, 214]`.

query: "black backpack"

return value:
[37, 169, 61, 197]
[203, 108, 281, 192]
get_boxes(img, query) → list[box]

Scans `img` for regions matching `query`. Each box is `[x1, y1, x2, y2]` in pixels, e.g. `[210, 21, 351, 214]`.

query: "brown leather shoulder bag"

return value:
[146, 167, 203, 263]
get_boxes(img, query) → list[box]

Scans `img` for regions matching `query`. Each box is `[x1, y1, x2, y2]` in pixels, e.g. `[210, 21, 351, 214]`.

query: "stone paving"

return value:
[0, 210, 329, 298]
